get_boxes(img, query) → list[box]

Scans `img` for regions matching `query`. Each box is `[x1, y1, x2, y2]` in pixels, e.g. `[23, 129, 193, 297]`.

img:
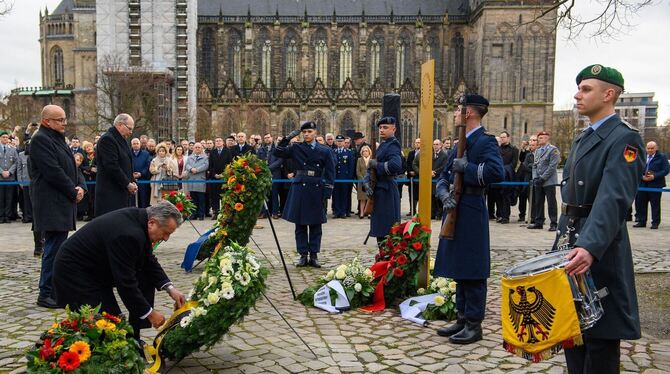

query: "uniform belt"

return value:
[561, 203, 592, 217]
[296, 170, 322, 177]
[463, 186, 485, 196]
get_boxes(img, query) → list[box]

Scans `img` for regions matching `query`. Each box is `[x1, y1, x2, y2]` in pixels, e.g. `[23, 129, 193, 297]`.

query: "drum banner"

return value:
[501, 268, 583, 362]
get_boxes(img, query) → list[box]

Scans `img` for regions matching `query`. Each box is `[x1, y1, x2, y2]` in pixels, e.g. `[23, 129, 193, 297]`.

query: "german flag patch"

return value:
[623, 145, 638, 163]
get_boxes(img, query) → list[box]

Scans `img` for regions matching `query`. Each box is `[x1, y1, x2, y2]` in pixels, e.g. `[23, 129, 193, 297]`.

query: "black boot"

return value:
[296, 254, 309, 267]
[33, 231, 44, 257]
[309, 253, 321, 268]
[449, 320, 483, 344]
[437, 314, 465, 337]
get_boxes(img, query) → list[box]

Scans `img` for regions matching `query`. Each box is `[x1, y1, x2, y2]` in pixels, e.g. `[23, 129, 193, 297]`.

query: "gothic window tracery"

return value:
[200, 28, 217, 91]
[369, 39, 381, 84]
[339, 39, 352, 86]
[315, 40, 328, 86]
[261, 40, 272, 88]
[395, 39, 406, 88]
[52, 46, 64, 86]
[286, 39, 297, 81]
[228, 31, 242, 87]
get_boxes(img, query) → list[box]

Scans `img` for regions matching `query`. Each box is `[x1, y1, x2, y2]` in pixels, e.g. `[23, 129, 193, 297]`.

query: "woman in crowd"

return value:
[173, 144, 188, 192]
[356, 145, 372, 218]
[80, 141, 96, 220]
[73, 153, 88, 221]
[149, 144, 178, 205]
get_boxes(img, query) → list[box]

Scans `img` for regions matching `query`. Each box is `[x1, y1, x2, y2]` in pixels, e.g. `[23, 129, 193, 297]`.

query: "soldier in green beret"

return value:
[559, 64, 644, 373]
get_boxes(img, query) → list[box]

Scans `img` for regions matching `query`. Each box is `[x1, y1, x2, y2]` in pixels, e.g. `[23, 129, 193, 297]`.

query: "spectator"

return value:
[225, 135, 236, 148]
[231, 132, 255, 158]
[528, 131, 560, 231]
[356, 145, 372, 218]
[139, 135, 149, 150]
[172, 144, 188, 192]
[74, 153, 88, 220]
[516, 135, 537, 223]
[0, 130, 18, 223]
[257, 133, 275, 162]
[413, 139, 448, 219]
[442, 137, 453, 153]
[149, 144, 178, 205]
[208, 137, 232, 219]
[183, 143, 209, 220]
[188, 141, 195, 155]
[634, 141, 669, 229]
[325, 133, 336, 149]
[406, 138, 420, 215]
[496, 131, 519, 224]
[205, 139, 214, 153]
[146, 138, 157, 157]
[131, 138, 152, 208]
[316, 135, 325, 145]
[17, 140, 32, 223]
[81, 141, 97, 219]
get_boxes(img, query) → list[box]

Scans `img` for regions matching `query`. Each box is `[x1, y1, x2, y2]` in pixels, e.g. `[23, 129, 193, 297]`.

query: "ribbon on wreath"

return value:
[144, 300, 199, 374]
[359, 261, 394, 312]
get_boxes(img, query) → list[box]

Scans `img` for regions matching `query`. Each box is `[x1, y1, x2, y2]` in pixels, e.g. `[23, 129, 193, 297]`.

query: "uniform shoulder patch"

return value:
[623, 144, 638, 163]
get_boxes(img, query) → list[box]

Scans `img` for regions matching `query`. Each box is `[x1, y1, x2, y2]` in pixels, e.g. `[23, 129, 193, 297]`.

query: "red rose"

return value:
[175, 202, 184, 212]
[397, 255, 407, 265]
[399, 241, 408, 248]
[169, 191, 178, 197]
[421, 225, 432, 232]
[58, 351, 80, 371]
[393, 267, 404, 277]
[39, 339, 55, 360]
[242, 160, 249, 167]
[254, 165, 261, 173]
[393, 245, 400, 253]
[391, 225, 401, 234]
[412, 242, 423, 251]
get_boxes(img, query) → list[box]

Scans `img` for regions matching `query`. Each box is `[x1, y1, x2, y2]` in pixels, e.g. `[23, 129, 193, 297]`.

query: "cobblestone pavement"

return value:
[1, 192, 669, 373]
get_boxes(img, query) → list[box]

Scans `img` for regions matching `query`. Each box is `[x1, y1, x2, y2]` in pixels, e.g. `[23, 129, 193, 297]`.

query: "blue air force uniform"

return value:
[273, 124, 335, 259]
[434, 97, 504, 335]
[332, 138, 355, 218]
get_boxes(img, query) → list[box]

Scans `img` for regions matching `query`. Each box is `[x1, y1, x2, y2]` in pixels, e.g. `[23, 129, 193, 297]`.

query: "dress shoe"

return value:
[517, 216, 525, 222]
[271, 214, 279, 220]
[437, 317, 465, 337]
[296, 254, 309, 267]
[650, 224, 659, 229]
[633, 222, 646, 228]
[496, 217, 503, 223]
[548, 225, 557, 232]
[309, 253, 321, 268]
[527, 224, 543, 229]
[449, 321, 482, 344]
[37, 296, 59, 309]
[499, 218, 509, 224]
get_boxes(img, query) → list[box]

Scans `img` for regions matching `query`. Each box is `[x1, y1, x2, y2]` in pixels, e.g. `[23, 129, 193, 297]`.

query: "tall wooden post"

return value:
[417, 60, 434, 288]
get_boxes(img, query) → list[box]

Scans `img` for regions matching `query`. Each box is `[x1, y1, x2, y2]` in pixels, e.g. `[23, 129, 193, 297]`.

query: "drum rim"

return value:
[503, 250, 571, 279]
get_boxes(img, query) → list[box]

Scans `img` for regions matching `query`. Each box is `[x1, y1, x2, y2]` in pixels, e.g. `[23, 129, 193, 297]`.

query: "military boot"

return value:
[309, 253, 321, 268]
[449, 320, 483, 344]
[437, 314, 465, 337]
[296, 254, 309, 267]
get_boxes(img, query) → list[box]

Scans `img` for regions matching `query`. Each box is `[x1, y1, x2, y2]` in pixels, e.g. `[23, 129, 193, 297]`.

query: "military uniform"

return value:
[529, 138, 560, 229]
[332, 137, 355, 218]
[0, 138, 19, 223]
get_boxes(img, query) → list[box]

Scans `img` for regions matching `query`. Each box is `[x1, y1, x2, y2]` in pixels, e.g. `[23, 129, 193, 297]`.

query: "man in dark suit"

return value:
[406, 138, 420, 216]
[231, 132, 255, 158]
[332, 135, 355, 218]
[634, 141, 669, 229]
[496, 131, 519, 224]
[561, 64, 643, 373]
[53, 202, 186, 340]
[130, 138, 151, 208]
[95, 114, 137, 216]
[208, 137, 232, 219]
[30, 104, 87, 308]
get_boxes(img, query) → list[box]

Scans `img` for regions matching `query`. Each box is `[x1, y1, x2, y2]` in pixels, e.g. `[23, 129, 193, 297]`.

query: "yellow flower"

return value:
[69, 341, 91, 362]
[227, 176, 236, 185]
[95, 319, 116, 332]
[434, 295, 445, 307]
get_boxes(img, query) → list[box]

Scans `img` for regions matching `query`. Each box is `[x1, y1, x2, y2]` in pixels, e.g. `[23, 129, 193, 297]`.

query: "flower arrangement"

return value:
[298, 258, 376, 309]
[159, 242, 268, 361]
[417, 276, 458, 321]
[198, 154, 271, 259]
[163, 190, 196, 218]
[26, 305, 144, 373]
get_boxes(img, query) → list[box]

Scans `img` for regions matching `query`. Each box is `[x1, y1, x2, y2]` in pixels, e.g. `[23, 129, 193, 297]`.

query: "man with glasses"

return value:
[95, 113, 137, 217]
[30, 105, 87, 308]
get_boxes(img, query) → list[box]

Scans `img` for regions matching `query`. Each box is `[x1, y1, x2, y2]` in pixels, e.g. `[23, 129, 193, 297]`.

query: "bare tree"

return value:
[551, 111, 580, 166]
[0, 1, 14, 17]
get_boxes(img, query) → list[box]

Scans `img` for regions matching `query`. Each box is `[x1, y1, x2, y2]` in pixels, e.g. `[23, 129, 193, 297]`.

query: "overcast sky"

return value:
[2, 0, 669, 125]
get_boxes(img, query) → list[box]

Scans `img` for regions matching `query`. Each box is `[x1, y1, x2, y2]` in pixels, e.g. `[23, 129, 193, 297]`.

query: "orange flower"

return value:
[234, 184, 245, 192]
[68, 341, 91, 363]
[228, 176, 236, 185]
[234, 203, 244, 211]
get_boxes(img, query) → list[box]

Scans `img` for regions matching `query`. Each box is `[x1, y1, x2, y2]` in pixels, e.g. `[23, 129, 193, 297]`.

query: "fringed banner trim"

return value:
[503, 334, 584, 363]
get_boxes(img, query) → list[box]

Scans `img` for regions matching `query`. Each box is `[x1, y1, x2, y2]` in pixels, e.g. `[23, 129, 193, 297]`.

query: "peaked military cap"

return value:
[352, 132, 364, 140]
[300, 121, 317, 131]
[576, 64, 624, 90]
[376, 116, 397, 127]
[458, 94, 489, 107]
[335, 135, 345, 141]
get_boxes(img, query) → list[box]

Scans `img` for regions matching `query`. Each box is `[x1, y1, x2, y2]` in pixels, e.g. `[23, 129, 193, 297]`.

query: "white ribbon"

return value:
[314, 280, 350, 313]
[399, 293, 440, 326]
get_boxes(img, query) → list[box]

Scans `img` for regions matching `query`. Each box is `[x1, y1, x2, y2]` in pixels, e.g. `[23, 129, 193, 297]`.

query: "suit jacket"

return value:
[557, 115, 643, 340]
[131, 149, 152, 180]
[256, 144, 276, 162]
[28, 126, 86, 232]
[17, 151, 30, 184]
[95, 127, 133, 216]
[208, 147, 232, 176]
[533, 143, 560, 186]
[0, 145, 18, 180]
[183, 153, 209, 193]
[231, 143, 255, 159]
[53, 208, 170, 319]
[642, 152, 669, 188]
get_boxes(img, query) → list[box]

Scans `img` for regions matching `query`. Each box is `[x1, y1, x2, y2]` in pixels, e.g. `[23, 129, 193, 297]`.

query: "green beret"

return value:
[576, 64, 624, 90]
[0, 130, 8, 137]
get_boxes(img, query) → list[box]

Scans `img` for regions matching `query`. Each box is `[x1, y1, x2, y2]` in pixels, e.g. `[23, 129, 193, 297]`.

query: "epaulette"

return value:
[620, 120, 639, 132]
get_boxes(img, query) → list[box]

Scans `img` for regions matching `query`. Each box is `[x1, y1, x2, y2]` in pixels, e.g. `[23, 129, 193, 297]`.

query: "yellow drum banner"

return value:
[501, 268, 583, 362]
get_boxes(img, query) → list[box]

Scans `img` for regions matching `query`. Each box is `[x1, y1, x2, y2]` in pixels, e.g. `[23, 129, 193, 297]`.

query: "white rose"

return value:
[325, 270, 335, 281]
[449, 281, 457, 292]
[439, 287, 449, 295]
[336, 264, 348, 273]
[335, 270, 346, 280]
[451, 294, 456, 303]
[208, 276, 218, 285]
[417, 288, 425, 295]
[364, 269, 373, 278]
[436, 278, 448, 289]
[354, 283, 362, 292]
[207, 292, 220, 305]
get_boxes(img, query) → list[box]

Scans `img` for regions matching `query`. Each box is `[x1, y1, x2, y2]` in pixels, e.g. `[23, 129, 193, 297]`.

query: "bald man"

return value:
[634, 141, 669, 229]
[30, 105, 87, 308]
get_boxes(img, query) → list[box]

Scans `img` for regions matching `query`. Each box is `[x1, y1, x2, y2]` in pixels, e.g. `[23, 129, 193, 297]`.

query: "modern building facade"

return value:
[615, 92, 658, 129]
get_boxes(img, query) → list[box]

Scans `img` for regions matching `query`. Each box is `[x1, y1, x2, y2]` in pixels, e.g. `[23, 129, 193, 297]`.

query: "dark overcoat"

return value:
[53, 208, 170, 318]
[642, 152, 669, 188]
[367, 136, 403, 237]
[274, 141, 335, 225]
[333, 148, 355, 213]
[434, 127, 504, 279]
[95, 127, 133, 216]
[29, 126, 86, 232]
[556, 115, 644, 340]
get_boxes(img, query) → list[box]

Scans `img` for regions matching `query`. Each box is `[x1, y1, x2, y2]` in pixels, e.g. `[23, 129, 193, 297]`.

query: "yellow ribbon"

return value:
[144, 300, 198, 374]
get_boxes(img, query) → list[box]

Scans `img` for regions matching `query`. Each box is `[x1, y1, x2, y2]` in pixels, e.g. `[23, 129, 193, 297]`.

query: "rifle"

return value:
[362, 119, 377, 216]
[440, 95, 467, 239]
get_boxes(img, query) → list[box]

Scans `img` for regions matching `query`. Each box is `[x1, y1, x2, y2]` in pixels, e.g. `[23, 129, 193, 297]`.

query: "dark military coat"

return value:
[273, 141, 335, 225]
[434, 127, 504, 279]
[556, 115, 644, 340]
[366, 136, 403, 237]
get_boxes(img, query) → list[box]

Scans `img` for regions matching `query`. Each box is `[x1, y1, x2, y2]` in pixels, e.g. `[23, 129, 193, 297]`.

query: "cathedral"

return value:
[35, 0, 557, 146]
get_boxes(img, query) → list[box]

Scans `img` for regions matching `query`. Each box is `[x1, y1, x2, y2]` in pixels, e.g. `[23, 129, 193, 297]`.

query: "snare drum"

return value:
[503, 251, 604, 330]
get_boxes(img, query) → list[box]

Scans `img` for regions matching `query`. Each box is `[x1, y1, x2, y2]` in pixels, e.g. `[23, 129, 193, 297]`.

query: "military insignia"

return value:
[623, 144, 638, 163]
[508, 286, 556, 344]
[591, 64, 602, 75]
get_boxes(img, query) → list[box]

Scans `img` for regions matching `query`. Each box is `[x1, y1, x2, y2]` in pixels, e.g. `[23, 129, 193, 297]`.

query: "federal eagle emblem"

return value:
[508, 285, 557, 343]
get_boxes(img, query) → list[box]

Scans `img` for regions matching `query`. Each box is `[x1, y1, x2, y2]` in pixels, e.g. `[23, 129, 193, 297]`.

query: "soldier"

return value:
[527, 131, 560, 231]
[362, 117, 403, 244]
[0, 130, 19, 223]
[332, 135, 355, 218]
[273, 122, 335, 268]
[433, 94, 504, 344]
[560, 64, 644, 374]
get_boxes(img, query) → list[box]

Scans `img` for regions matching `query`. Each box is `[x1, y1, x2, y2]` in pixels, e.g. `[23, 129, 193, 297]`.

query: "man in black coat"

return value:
[53, 202, 186, 339]
[230, 132, 255, 158]
[95, 114, 137, 216]
[208, 137, 232, 219]
[633, 141, 669, 229]
[496, 131, 519, 224]
[29, 104, 87, 309]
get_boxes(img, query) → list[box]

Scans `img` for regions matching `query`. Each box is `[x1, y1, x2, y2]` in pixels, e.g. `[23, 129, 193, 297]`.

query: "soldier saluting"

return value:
[560, 65, 644, 374]
[273, 122, 336, 268]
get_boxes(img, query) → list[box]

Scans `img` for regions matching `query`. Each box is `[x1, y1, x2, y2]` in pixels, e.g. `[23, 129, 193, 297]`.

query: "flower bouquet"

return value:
[26, 305, 145, 373]
[417, 276, 458, 321]
[198, 154, 271, 260]
[158, 242, 268, 361]
[298, 258, 375, 309]
[163, 191, 196, 218]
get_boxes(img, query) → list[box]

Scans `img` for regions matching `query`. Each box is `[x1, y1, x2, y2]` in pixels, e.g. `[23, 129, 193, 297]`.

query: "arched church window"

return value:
[286, 39, 297, 81]
[261, 40, 272, 88]
[52, 47, 64, 86]
[402, 117, 414, 149]
[339, 39, 352, 86]
[395, 39, 406, 88]
[433, 116, 442, 140]
[313, 110, 327, 132]
[200, 28, 217, 91]
[340, 111, 355, 135]
[369, 40, 381, 84]
[315, 40, 328, 86]
[282, 115, 297, 135]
